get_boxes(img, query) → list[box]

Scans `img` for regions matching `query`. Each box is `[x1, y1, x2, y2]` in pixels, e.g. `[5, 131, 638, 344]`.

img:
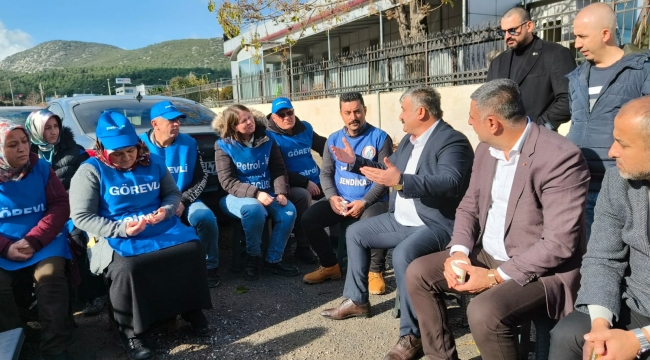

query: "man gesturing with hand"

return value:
[321, 86, 475, 360]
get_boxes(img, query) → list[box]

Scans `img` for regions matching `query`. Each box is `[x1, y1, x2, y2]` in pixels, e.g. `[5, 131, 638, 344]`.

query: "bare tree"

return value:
[209, 0, 453, 60]
[23, 91, 43, 106]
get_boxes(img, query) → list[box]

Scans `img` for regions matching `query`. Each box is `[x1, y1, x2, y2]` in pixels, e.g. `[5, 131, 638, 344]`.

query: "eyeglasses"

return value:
[497, 21, 530, 37]
[276, 110, 294, 118]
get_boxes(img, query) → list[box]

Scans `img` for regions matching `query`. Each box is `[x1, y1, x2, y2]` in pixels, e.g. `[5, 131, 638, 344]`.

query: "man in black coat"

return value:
[487, 6, 576, 131]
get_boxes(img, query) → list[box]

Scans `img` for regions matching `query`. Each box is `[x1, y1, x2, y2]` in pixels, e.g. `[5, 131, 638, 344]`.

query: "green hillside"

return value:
[0, 38, 231, 102]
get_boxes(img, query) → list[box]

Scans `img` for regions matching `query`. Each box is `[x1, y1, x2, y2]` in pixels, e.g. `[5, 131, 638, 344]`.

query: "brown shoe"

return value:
[383, 334, 423, 360]
[368, 271, 386, 295]
[303, 264, 341, 284]
[320, 299, 370, 320]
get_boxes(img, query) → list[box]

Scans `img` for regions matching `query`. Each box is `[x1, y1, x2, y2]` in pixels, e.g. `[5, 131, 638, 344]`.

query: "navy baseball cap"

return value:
[271, 97, 293, 114]
[96, 111, 139, 150]
[150, 100, 187, 121]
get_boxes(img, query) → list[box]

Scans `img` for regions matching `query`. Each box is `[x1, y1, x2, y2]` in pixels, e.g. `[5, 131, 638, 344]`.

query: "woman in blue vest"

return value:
[69, 111, 212, 360]
[214, 104, 299, 281]
[25, 110, 107, 317]
[0, 118, 72, 359]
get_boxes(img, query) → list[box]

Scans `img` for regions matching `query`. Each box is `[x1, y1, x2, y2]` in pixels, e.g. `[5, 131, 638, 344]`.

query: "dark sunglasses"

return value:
[276, 110, 294, 118]
[497, 21, 530, 37]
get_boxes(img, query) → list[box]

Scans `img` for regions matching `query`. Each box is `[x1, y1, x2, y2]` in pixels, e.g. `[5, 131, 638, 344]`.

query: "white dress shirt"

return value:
[394, 120, 439, 227]
[450, 121, 531, 281]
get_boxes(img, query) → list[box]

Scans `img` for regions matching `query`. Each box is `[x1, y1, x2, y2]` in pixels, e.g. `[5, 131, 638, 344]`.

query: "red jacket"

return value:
[0, 153, 70, 258]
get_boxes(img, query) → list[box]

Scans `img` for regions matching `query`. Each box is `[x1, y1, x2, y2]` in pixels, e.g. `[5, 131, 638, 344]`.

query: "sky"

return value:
[0, 0, 225, 61]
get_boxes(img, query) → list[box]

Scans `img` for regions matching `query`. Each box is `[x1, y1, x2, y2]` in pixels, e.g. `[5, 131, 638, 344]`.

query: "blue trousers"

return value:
[184, 200, 220, 270]
[585, 190, 599, 242]
[219, 195, 296, 263]
[342, 212, 450, 337]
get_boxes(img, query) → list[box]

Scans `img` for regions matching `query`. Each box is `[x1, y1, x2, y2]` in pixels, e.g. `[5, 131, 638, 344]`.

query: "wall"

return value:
[212, 83, 482, 147]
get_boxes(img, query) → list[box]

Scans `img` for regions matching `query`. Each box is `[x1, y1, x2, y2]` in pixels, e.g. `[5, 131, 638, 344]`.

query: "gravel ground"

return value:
[19, 223, 488, 360]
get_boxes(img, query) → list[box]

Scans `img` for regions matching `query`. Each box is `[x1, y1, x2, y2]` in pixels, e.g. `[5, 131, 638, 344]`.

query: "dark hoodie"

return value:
[265, 114, 327, 188]
[31, 126, 89, 191]
[214, 118, 290, 198]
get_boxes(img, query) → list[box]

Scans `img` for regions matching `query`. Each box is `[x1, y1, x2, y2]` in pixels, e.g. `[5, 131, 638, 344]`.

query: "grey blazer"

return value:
[448, 124, 590, 319]
[575, 168, 650, 320]
[348, 120, 475, 236]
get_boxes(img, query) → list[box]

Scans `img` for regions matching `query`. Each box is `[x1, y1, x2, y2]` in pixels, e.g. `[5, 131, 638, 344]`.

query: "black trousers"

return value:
[302, 199, 388, 272]
[550, 305, 650, 360]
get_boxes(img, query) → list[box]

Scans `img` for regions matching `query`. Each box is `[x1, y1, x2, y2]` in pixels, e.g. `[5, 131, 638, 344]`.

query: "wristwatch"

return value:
[393, 174, 404, 191]
[487, 269, 499, 288]
[633, 328, 650, 357]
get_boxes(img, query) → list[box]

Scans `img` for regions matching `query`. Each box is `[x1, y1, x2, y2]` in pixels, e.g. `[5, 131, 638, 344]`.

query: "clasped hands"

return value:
[330, 138, 401, 187]
[582, 318, 645, 360]
[125, 208, 166, 236]
[443, 252, 502, 294]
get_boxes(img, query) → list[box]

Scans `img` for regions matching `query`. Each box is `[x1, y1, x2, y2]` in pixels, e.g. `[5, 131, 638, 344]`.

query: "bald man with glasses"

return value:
[487, 6, 576, 131]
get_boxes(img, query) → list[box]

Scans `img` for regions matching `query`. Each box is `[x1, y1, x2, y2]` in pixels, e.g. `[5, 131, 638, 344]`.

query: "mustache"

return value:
[348, 120, 361, 125]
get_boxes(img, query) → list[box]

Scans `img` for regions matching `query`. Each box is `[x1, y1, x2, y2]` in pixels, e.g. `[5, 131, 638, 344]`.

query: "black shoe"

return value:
[182, 310, 211, 337]
[244, 256, 260, 281]
[120, 335, 153, 360]
[293, 247, 318, 264]
[39, 352, 72, 360]
[265, 260, 300, 277]
[206, 268, 221, 288]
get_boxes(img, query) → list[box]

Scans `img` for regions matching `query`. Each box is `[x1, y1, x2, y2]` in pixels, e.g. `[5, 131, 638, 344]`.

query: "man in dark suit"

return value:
[405, 79, 590, 360]
[487, 6, 576, 131]
[319, 86, 475, 360]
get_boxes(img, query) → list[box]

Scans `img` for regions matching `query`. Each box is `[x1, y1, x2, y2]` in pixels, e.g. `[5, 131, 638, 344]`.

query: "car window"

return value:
[0, 108, 40, 125]
[72, 99, 215, 133]
[47, 103, 65, 121]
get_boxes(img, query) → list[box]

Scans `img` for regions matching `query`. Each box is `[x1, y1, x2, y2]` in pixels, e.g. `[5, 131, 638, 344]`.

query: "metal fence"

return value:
[176, 0, 650, 107]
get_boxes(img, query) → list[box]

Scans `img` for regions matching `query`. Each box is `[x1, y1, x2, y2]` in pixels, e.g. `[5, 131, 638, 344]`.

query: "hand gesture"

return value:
[145, 208, 166, 225]
[343, 200, 365, 218]
[256, 191, 274, 206]
[329, 195, 346, 214]
[126, 219, 147, 236]
[582, 320, 642, 360]
[276, 194, 288, 206]
[330, 137, 356, 164]
[444, 252, 472, 288]
[306, 181, 321, 197]
[360, 157, 401, 187]
[6, 242, 33, 261]
[175, 202, 186, 217]
[15, 239, 35, 255]
[453, 262, 491, 294]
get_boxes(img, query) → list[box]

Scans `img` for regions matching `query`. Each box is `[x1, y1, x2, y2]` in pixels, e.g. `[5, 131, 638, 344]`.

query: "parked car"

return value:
[45, 95, 221, 205]
[0, 106, 43, 123]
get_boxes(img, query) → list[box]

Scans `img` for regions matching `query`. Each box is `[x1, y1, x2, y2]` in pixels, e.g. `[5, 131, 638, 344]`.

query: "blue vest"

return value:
[327, 124, 388, 202]
[217, 136, 274, 195]
[139, 132, 197, 192]
[0, 159, 71, 271]
[266, 122, 320, 184]
[85, 157, 197, 257]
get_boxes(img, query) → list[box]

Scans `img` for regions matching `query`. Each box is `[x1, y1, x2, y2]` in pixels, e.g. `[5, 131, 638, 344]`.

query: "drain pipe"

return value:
[376, 90, 382, 130]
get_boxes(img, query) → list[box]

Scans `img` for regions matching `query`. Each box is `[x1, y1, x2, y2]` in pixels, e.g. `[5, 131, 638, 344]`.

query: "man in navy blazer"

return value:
[320, 86, 475, 360]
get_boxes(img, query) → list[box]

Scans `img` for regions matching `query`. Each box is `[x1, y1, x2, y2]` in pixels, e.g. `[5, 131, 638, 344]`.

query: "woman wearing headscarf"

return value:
[69, 111, 212, 360]
[25, 109, 106, 317]
[25, 109, 89, 190]
[213, 104, 299, 281]
[0, 118, 72, 359]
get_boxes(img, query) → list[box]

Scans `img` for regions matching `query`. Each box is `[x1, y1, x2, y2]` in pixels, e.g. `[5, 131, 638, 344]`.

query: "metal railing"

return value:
[175, 0, 650, 107]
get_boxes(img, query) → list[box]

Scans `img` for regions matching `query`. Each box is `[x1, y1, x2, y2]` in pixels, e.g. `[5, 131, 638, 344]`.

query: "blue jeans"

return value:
[343, 213, 451, 337]
[585, 190, 599, 242]
[219, 195, 297, 263]
[185, 200, 220, 270]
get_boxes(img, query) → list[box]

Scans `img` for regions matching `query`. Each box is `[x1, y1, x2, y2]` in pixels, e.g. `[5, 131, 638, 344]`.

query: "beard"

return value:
[618, 167, 650, 181]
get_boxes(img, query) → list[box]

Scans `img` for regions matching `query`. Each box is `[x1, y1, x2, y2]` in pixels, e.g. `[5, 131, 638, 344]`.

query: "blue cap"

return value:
[150, 100, 187, 121]
[271, 97, 293, 114]
[96, 111, 140, 150]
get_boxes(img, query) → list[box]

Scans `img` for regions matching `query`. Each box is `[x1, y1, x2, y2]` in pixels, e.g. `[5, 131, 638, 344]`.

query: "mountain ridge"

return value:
[0, 38, 230, 72]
